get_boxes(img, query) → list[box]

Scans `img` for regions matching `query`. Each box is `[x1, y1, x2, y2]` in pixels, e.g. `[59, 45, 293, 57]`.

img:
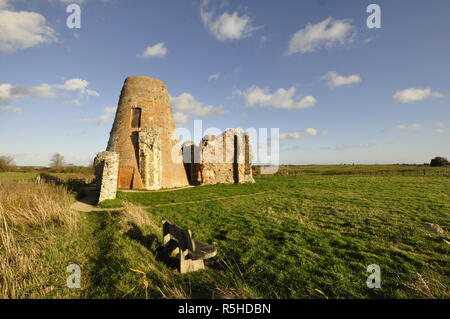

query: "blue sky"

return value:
[0, 0, 449, 166]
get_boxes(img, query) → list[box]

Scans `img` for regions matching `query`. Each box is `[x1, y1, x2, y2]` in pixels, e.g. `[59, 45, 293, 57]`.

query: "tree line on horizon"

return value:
[0, 153, 94, 174]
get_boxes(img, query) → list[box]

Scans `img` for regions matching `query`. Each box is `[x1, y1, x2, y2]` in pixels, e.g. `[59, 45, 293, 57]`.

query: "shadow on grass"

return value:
[82, 211, 255, 299]
[125, 224, 157, 249]
[123, 223, 249, 298]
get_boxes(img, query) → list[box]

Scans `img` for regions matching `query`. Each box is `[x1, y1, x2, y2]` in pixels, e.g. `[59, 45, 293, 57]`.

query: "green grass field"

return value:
[1, 167, 449, 298]
[0, 172, 38, 181]
[255, 164, 450, 177]
[0, 172, 93, 181]
[89, 173, 449, 298]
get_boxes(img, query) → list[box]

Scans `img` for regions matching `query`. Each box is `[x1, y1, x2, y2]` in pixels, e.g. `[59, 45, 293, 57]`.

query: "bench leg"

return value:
[163, 233, 171, 246]
[169, 247, 180, 257]
[163, 234, 180, 256]
[180, 255, 205, 274]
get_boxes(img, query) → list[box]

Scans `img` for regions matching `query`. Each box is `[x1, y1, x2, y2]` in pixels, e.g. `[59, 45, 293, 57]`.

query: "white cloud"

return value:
[72, 106, 117, 125]
[60, 98, 81, 106]
[71, 117, 95, 124]
[200, 0, 261, 41]
[170, 92, 227, 125]
[305, 128, 319, 136]
[288, 17, 354, 55]
[393, 88, 444, 103]
[0, 83, 28, 104]
[284, 145, 306, 151]
[85, 89, 99, 96]
[435, 122, 446, 134]
[278, 132, 304, 140]
[237, 86, 317, 110]
[59, 0, 85, 3]
[57, 78, 100, 96]
[0, 0, 10, 10]
[0, 78, 99, 108]
[335, 143, 376, 151]
[278, 128, 328, 140]
[173, 111, 189, 125]
[0, 10, 57, 53]
[30, 83, 55, 98]
[0, 105, 22, 114]
[323, 71, 361, 87]
[97, 106, 117, 125]
[320, 143, 376, 151]
[395, 124, 422, 131]
[141, 42, 167, 58]
[59, 78, 88, 91]
[208, 73, 220, 82]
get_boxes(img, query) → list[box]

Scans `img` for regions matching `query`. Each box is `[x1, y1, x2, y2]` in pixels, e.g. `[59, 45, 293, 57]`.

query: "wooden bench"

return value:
[162, 220, 217, 274]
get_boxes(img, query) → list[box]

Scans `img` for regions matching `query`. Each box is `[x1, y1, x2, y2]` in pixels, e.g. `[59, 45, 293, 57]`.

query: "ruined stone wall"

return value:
[94, 151, 119, 203]
[182, 141, 201, 185]
[106, 76, 189, 190]
[98, 75, 253, 193]
[191, 128, 254, 185]
[138, 128, 162, 190]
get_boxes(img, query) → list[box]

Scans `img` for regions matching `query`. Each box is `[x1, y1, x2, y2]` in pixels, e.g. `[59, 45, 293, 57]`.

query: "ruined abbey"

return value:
[94, 76, 254, 202]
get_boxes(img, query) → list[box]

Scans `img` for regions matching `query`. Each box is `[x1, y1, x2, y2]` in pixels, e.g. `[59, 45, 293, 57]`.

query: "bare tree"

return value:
[50, 153, 65, 169]
[0, 156, 15, 172]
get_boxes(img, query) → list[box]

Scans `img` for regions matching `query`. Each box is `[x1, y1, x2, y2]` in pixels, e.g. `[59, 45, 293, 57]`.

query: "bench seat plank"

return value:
[192, 239, 217, 260]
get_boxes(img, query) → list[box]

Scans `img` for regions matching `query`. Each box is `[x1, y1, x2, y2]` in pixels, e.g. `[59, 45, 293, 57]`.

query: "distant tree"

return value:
[430, 156, 449, 167]
[50, 153, 65, 169]
[0, 156, 15, 172]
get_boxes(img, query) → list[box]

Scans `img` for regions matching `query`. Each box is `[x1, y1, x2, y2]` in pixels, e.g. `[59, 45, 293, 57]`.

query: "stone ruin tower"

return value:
[94, 76, 189, 201]
[94, 75, 255, 203]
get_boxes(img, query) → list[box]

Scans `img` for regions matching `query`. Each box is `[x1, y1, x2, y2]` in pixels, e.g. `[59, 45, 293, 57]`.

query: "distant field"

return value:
[0, 172, 93, 181]
[1, 166, 449, 299]
[0, 172, 38, 180]
[254, 164, 450, 177]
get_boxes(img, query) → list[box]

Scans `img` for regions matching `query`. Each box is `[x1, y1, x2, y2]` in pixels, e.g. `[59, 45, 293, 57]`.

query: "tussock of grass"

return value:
[121, 201, 160, 233]
[0, 181, 77, 228]
[0, 181, 77, 298]
[0, 210, 38, 298]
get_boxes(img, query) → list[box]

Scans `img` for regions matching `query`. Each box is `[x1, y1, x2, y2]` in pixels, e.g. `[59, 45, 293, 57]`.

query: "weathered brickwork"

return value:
[183, 128, 255, 185]
[138, 128, 162, 190]
[94, 76, 255, 201]
[106, 76, 189, 190]
[94, 151, 119, 202]
[182, 141, 201, 185]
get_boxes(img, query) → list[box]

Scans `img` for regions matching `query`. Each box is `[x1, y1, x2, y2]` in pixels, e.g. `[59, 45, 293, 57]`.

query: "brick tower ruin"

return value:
[94, 75, 255, 203]
[102, 76, 189, 191]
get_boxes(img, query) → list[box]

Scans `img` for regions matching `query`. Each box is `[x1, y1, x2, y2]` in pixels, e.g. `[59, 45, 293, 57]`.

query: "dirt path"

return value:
[70, 190, 273, 212]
